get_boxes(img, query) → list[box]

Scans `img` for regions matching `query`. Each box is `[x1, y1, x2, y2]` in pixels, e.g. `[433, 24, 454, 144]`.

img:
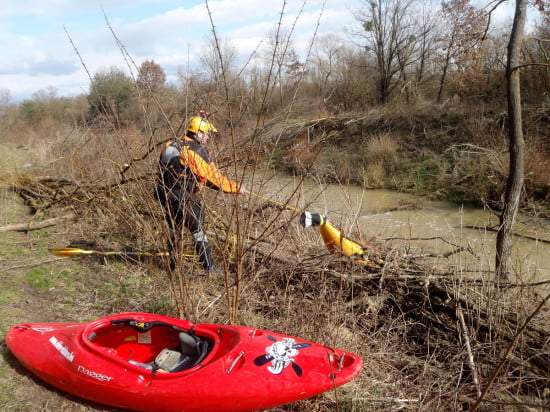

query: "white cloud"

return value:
[0, 0, 412, 101]
[0, 0, 161, 18]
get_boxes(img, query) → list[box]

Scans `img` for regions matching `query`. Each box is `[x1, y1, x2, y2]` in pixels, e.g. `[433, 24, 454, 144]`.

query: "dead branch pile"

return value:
[245, 239, 550, 410]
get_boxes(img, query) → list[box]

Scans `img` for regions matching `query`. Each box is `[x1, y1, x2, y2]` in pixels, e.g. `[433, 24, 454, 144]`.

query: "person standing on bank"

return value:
[156, 111, 245, 274]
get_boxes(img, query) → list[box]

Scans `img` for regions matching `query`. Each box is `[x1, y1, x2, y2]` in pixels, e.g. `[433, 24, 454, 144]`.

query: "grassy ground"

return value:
[1, 114, 548, 411]
[0, 143, 164, 410]
[0, 190, 109, 411]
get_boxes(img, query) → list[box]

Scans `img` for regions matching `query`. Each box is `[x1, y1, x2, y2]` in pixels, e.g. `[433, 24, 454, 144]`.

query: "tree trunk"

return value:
[495, 0, 527, 282]
[437, 46, 452, 103]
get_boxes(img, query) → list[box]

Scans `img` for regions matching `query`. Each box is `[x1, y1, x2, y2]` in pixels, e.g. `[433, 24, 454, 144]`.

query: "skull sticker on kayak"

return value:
[254, 336, 311, 376]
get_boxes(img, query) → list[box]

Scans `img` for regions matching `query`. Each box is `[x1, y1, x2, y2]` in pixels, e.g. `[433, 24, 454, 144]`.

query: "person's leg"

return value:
[192, 231, 215, 271]
[157, 187, 184, 271]
[156, 186, 173, 268]
[185, 196, 216, 271]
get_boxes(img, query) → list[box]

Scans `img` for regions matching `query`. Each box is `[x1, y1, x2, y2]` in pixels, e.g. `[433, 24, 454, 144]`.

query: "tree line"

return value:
[3, 0, 548, 131]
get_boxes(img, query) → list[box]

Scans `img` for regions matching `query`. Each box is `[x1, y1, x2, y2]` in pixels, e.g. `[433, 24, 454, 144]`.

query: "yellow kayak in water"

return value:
[301, 212, 384, 267]
[319, 219, 365, 257]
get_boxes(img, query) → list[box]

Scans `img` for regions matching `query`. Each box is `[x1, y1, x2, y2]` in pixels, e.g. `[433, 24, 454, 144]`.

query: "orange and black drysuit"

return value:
[156, 135, 240, 271]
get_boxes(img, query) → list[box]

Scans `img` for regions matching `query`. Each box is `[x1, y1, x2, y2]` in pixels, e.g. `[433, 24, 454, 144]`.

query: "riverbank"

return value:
[262, 106, 549, 218]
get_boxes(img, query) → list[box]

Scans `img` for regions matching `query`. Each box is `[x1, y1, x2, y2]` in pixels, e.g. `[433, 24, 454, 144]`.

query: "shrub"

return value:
[87, 67, 135, 128]
[365, 132, 398, 163]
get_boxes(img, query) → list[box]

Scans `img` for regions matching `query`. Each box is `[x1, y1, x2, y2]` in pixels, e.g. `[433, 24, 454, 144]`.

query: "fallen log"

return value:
[0, 213, 75, 232]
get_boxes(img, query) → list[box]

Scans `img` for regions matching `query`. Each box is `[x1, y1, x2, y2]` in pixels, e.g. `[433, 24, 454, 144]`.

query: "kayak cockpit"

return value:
[82, 317, 216, 374]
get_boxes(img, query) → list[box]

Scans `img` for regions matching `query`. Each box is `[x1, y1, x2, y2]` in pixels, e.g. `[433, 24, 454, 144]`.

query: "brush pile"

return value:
[242, 231, 549, 410]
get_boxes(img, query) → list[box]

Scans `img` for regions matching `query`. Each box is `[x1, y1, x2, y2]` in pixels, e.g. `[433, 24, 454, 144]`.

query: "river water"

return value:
[257, 175, 549, 283]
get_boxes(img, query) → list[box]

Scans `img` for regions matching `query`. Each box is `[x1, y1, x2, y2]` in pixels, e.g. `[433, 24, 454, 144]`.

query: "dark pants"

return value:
[156, 186, 214, 270]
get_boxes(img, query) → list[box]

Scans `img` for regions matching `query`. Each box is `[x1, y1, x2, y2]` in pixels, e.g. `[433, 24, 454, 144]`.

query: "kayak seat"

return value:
[153, 332, 209, 373]
[175, 332, 209, 370]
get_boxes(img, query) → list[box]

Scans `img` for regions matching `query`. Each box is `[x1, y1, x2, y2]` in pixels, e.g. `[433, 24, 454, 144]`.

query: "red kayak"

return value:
[6, 312, 362, 411]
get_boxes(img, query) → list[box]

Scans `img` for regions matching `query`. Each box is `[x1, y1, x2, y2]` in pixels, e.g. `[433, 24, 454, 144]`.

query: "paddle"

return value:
[49, 248, 173, 258]
[246, 190, 304, 214]
[52, 193, 384, 266]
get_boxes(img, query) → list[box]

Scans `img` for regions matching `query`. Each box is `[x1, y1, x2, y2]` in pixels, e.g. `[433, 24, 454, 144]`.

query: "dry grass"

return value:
[362, 161, 385, 188]
[525, 145, 550, 204]
[1, 100, 549, 412]
[365, 132, 399, 164]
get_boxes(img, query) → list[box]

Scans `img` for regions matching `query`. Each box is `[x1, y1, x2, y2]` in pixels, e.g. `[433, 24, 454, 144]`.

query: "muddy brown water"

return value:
[258, 175, 549, 284]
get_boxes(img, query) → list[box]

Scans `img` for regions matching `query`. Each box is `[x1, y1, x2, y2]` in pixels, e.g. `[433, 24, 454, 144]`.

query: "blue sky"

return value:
[0, 0, 517, 103]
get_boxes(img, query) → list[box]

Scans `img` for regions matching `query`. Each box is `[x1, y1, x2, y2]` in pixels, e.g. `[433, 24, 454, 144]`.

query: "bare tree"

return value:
[310, 34, 345, 96]
[352, 0, 426, 104]
[414, 3, 441, 86]
[136, 60, 167, 93]
[200, 34, 239, 88]
[263, 24, 296, 106]
[494, 0, 550, 281]
[0, 88, 12, 106]
[522, 17, 550, 97]
[437, 0, 487, 103]
[495, 0, 528, 282]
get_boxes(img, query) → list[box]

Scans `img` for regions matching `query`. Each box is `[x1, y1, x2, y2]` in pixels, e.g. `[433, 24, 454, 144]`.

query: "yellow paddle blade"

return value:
[319, 221, 365, 257]
[49, 248, 94, 257]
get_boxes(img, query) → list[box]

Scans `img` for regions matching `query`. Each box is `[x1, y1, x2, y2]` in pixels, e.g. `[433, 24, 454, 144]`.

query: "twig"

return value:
[469, 292, 550, 412]
[459, 225, 550, 244]
[11, 185, 54, 199]
[355, 397, 420, 404]
[458, 305, 481, 397]
[2, 258, 66, 272]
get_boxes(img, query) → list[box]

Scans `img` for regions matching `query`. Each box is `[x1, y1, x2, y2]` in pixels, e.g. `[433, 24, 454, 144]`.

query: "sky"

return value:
[0, 0, 518, 103]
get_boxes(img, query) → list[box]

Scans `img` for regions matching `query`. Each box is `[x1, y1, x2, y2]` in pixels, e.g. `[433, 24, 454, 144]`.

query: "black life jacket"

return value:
[158, 140, 212, 194]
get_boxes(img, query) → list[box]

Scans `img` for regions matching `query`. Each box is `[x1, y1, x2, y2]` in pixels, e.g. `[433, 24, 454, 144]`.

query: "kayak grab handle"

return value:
[337, 353, 346, 372]
[226, 351, 245, 374]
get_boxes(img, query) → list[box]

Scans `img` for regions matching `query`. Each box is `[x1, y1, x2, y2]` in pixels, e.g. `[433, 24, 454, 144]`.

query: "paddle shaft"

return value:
[49, 248, 171, 258]
[246, 191, 304, 214]
[246, 191, 369, 252]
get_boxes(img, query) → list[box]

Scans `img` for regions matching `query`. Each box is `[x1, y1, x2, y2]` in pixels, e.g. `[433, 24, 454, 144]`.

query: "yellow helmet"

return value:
[187, 116, 218, 134]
